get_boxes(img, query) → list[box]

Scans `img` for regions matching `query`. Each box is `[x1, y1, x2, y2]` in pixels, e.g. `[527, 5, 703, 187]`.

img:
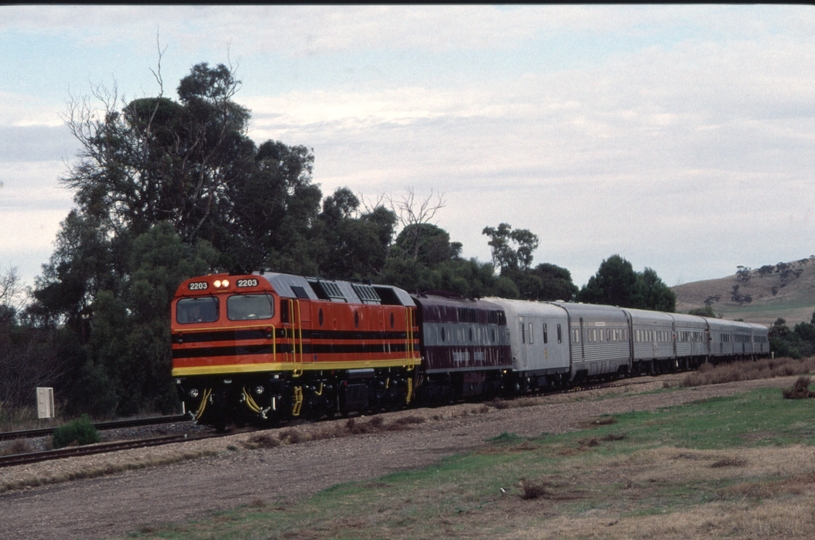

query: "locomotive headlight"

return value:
[189, 388, 200, 398]
[254, 386, 265, 395]
[213, 279, 230, 288]
[214, 280, 221, 287]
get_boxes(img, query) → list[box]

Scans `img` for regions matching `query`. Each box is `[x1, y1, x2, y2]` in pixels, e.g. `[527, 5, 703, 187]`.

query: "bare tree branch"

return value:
[387, 187, 446, 260]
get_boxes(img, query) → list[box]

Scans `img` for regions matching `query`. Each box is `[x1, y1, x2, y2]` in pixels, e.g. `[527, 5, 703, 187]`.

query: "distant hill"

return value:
[672, 257, 815, 327]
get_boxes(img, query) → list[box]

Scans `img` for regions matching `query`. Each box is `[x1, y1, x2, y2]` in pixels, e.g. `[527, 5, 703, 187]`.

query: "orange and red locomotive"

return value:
[171, 272, 420, 429]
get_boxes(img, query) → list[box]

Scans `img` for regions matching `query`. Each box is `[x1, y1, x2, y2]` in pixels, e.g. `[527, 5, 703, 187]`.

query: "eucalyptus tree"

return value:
[30, 61, 321, 416]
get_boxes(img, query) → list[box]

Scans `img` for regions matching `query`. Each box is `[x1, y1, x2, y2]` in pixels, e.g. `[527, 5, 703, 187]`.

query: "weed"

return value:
[52, 414, 100, 449]
[1, 438, 34, 456]
[519, 478, 550, 500]
[244, 433, 281, 449]
[488, 432, 522, 443]
[280, 428, 304, 443]
[488, 398, 509, 410]
[710, 456, 747, 468]
[782, 376, 815, 399]
[388, 415, 426, 430]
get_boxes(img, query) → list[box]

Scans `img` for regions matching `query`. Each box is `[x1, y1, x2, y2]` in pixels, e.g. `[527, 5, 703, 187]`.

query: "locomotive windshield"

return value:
[176, 297, 219, 324]
[227, 294, 275, 321]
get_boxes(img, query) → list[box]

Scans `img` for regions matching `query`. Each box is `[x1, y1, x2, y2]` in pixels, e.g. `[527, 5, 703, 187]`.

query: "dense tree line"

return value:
[768, 315, 815, 359]
[1, 62, 676, 420]
[576, 254, 676, 311]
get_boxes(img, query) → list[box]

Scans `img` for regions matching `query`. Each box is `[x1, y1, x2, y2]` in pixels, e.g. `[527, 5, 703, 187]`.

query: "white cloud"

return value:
[6, 5, 815, 59]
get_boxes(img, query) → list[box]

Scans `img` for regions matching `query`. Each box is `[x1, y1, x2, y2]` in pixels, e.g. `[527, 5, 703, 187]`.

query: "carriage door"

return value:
[579, 317, 585, 362]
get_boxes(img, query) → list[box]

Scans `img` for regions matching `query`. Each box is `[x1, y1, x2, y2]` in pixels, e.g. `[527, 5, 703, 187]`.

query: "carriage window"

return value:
[227, 294, 274, 321]
[521, 322, 526, 344]
[543, 323, 548, 344]
[557, 323, 562, 344]
[528, 323, 534, 344]
[177, 297, 219, 324]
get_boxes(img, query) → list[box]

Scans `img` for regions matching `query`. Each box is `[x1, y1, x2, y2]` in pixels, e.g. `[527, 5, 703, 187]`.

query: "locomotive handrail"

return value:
[288, 299, 304, 377]
[405, 306, 415, 367]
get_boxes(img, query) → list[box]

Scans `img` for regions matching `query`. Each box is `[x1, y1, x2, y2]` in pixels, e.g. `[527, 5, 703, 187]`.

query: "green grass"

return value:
[122, 387, 815, 540]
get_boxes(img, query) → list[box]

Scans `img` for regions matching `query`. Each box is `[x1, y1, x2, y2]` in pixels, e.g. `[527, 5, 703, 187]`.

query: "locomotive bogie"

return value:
[176, 365, 416, 428]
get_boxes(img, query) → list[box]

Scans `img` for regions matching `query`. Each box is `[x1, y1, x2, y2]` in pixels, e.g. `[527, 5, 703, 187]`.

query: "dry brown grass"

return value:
[242, 413, 427, 450]
[0, 438, 35, 456]
[487, 396, 546, 410]
[0, 449, 218, 494]
[683, 357, 815, 387]
[490, 445, 815, 540]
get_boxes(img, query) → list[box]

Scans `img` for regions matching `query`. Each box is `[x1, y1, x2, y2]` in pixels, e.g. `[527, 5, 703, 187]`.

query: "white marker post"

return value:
[36, 387, 55, 419]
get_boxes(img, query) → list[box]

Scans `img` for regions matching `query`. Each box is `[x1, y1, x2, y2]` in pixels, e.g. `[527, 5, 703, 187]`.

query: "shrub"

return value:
[782, 376, 815, 399]
[52, 414, 100, 449]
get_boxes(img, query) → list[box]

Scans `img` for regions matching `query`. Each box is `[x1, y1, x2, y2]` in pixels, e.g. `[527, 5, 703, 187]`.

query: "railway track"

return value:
[0, 432, 228, 468]
[0, 414, 190, 441]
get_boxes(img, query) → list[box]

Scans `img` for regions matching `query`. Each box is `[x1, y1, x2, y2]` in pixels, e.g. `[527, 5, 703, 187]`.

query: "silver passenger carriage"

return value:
[748, 323, 770, 357]
[705, 318, 737, 359]
[670, 313, 709, 369]
[551, 302, 631, 381]
[484, 298, 571, 391]
[622, 308, 676, 374]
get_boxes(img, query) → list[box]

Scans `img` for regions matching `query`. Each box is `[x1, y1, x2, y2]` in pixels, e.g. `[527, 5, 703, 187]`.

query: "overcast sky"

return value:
[2, 5, 815, 293]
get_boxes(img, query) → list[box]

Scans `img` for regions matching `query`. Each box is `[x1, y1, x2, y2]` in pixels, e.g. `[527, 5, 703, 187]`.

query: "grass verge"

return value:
[121, 385, 815, 539]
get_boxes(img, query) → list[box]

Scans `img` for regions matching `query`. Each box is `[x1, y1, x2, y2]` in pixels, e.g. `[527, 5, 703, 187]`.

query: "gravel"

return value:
[0, 374, 800, 540]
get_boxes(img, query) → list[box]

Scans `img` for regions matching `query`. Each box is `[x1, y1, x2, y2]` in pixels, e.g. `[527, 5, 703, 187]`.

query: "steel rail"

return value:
[0, 433, 219, 468]
[0, 414, 190, 441]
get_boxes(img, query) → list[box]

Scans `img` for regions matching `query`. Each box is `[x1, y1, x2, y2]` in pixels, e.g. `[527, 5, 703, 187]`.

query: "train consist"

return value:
[171, 272, 770, 429]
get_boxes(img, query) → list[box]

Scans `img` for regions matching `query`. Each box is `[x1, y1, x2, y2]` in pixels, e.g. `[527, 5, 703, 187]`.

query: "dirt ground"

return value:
[0, 375, 802, 540]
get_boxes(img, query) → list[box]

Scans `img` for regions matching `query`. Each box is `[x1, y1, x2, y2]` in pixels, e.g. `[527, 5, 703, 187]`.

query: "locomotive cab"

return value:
[172, 274, 284, 429]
